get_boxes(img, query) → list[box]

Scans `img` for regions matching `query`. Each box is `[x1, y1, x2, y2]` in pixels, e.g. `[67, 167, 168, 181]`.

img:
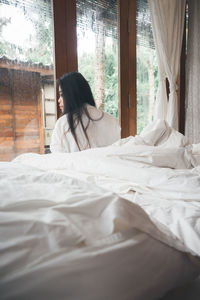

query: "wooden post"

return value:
[179, 7, 186, 134]
[52, 0, 78, 118]
[128, 0, 136, 136]
[118, 0, 136, 138]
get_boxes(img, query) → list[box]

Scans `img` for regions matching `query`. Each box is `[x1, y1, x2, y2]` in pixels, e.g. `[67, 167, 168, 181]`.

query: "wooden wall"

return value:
[0, 68, 44, 161]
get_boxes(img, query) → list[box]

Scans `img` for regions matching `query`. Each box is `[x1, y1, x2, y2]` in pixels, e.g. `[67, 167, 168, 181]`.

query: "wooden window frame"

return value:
[52, 0, 137, 137]
[52, 0, 78, 118]
[178, 6, 187, 134]
[119, 0, 187, 137]
[118, 0, 136, 138]
[52, 0, 187, 137]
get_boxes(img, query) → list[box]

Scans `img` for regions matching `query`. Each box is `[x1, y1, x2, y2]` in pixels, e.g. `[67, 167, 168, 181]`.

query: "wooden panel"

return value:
[0, 69, 12, 116]
[0, 93, 10, 102]
[179, 8, 186, 134]
[0, 119, 13, 127]
[0, 96, 11, 103]
[0, 113, 12, 120]
[15, 127, 39, 135]
[118, 0, 130, 138]
[53, 0, 78, 79]
[38, 86, 44, 154]
[52, 0, 78, 118]
[0, 129, 13, 137]
[0, 68, 44, 160]
[0, 68, 9, 83]
[16, 138, 41, 149]
[14, 105, 38, 111]
[0, 69, 14, 156]
[12, 70, 40, 105]
[15, 147, 41, 157]
[0, 108, 12, 115]
[118, 0, 136, 138]
[0, 152, 15, 162]
[13, 70, 44, 154]
[0, 61, 53, 75]
[14, 112, 39, 120]
[14, 110, 39, 127]
[0, 137, 14, 149]
[15, 119, 39, 128]
[128, 0, 136, 136]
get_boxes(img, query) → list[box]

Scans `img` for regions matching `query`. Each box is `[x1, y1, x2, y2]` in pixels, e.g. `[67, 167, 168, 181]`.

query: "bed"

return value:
[1, 120, 200, 300]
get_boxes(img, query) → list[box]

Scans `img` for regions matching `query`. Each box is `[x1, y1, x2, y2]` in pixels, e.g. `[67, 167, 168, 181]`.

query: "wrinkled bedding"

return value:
[12, 120, 200, 257]
[0, 163, 162, 248]
[0, 162, 199, 300]
[1, 119, 200, 299]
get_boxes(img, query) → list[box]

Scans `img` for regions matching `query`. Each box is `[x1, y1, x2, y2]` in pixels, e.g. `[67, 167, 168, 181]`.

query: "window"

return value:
[136, 0, 158, 133]
[76, 0, 119, 118]
[0, 0, 55, 160]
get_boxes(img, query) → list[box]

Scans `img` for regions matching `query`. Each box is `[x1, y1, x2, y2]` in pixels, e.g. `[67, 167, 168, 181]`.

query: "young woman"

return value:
[50, 72, 121, 153]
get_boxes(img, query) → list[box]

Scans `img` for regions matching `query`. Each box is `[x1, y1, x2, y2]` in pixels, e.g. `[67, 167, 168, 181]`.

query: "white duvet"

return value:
[10, 119, 200, 257]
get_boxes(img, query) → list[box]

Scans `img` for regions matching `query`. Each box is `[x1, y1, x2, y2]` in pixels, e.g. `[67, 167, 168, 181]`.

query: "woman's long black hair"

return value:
[58, 72, 103, 150]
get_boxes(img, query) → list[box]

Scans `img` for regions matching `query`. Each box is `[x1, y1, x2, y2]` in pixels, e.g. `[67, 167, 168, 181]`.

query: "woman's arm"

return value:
[50, 118, 66, 153]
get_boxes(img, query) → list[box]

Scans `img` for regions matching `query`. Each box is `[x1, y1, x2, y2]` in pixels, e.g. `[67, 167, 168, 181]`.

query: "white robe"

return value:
[50, 104, 121, 153]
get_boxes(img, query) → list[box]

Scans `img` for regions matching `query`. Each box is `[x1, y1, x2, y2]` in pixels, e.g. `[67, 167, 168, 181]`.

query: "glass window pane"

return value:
[0, 0, 55, 161]
[76, 0, 119, 118]
[136, 0, 158, 134]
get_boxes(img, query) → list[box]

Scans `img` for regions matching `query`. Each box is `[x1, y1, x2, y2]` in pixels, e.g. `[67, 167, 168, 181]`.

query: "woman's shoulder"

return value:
[100, 109, 119, 126]
[86, 104, 117, 122]
[58, 113, 67, 120]
[55, 114, 67, 124]
[86, 104, 103, 119]
[54, 114, 69, 131]
[103, 111, 118, 121]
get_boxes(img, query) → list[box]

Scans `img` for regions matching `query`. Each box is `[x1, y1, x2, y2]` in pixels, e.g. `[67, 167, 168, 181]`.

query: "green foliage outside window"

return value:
[0, 0, 158, 132]
[78, 44, 119, 119]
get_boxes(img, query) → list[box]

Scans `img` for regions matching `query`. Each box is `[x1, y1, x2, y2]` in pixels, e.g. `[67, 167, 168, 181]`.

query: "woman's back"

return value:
[50, 104, 121, 153]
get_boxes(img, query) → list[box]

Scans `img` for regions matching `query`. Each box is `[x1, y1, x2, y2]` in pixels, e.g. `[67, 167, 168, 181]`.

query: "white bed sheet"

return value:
[13, 139, 200, 257]
[1, 233, 198, 300]
[0, 161, 199, 300]
[1, 119, 200, 299]
[0, 217, 198, 300]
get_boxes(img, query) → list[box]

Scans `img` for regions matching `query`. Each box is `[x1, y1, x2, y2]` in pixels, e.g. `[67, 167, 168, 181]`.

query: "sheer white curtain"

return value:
[185, 0, 200, 143]
[148, 0, 186, 130]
